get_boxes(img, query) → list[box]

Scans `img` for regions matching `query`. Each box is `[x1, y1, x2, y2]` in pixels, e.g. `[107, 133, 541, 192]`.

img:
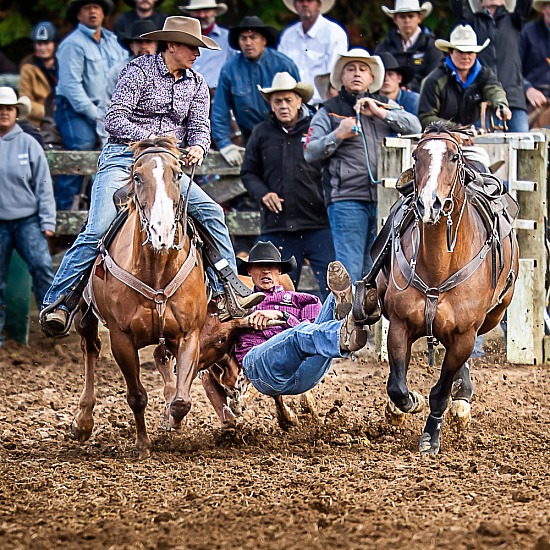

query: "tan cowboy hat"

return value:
[282, 0, 336, 15]
[314, 73, 334, 102]
[0, 87, 31, 119]
[468, 0, 516, 12]
[435, 24, 490, 53]
[330, 48, 385, 93]
[534, 0, 550, 10]
[178, 0, 228, 16]
[258, 72, 314, 103]
[140, 16, 221, 49]
[382, 0, 433, 18]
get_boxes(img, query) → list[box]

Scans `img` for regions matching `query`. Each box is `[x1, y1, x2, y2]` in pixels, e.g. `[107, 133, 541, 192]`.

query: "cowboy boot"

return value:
[352, 279, 381, 326]
[215, 281, 265, 322]
[327, 261, 353, 320]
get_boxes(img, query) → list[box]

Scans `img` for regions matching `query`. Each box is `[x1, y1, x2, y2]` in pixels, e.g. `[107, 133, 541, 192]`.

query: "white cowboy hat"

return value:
[0, 87, 31, 119]
[435, 24, 490, 53]
[533, 0, 550, 11]
[382, 0, 432, 18]
[178, 0, 228, 16]
[258, 72, 314, 103]
[330, 48, 385, 93]
[140, 16, 221, 49]
[468, 0, 516, 12]
[282, 0, 336, 15]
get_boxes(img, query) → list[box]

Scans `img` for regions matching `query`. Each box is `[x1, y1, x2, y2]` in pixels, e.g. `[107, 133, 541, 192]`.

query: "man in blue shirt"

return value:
[55, 0, 127, 210]
[379, 52, 419, 115]
[211, 16, 301, 166]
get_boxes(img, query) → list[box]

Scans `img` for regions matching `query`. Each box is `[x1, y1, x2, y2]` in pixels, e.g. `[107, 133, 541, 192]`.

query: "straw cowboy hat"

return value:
[435, 25, 490, 53]
[124, 0, 166, 6]
[140, 16, 221, 49]
[0, 87, 31, 119]
[237, 241, 297, 275]
[533, 0, 550, 10]
[378, 52, 414, 87]
[330, 48, 385, 93]
[228, 16, 279, 50]
[258, 72, 314, 104]
[282, 0, 336, 15]
[66, 0, 114, 26]
[179, 0, 228, 16]
[382, 0, 433, 18]
[468, 0, 516, 12]
[121, 19, 159, 46]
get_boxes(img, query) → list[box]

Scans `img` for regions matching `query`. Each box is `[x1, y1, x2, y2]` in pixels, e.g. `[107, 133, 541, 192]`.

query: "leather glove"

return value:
[220, 144, 246, 166]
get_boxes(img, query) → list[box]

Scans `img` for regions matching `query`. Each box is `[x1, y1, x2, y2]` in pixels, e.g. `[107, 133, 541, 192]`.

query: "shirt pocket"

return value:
[231, 79, 252, 98]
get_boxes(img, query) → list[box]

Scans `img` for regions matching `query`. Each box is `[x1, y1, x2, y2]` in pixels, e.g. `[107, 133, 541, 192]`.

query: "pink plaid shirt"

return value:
[234, 285, 322, 366]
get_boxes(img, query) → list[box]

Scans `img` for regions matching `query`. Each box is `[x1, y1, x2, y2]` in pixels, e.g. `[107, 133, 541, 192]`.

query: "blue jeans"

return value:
[243, 294, 347, 396]
[0, 215, 54, 344]
[261, 228, 335, 300]
[43, 143, 236, 308]
[327, 200, 377, 283]
[54, 96, 98, 210]
[482, 108, 529, 133]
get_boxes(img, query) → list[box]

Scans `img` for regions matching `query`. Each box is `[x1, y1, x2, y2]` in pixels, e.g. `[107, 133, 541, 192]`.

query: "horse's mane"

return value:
[423, 122, 474, 146]
[129, 135, 181, 157]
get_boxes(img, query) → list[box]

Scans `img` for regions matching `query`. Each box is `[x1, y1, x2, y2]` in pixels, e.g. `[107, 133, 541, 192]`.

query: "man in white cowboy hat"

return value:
[418, 24, 511, 128]
[233, 244, 368, 396]
[211, 16, 300, 167]
[241, 72, 335, 298]
[55, 0, 127, 211]
[178, 0, 235, 91]
[0, 87, 55, 347]
[520, 0, 550, 111]
[375, 0, 443, 93]
[304, 48, 421, 285]
[277, 0, 348, 105]
[41, 17, 265, 336]
[113, 0, 168, 43]
[450, 0, 532, 132]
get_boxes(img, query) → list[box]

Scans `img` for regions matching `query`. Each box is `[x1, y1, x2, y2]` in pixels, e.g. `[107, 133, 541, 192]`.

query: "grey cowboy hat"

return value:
[282, 0, 336, 15]
[140, 16, 221, 49]
[228, 16, 279, 50]
[66, 0, 114, 26]
[121, 19, 159, 46]
[237, 241, 297, 275]
[468, 0, 516, 12]
[0, 87, 31, 119]
[179, 0, 228, 16]
[258, 72, 314, 104]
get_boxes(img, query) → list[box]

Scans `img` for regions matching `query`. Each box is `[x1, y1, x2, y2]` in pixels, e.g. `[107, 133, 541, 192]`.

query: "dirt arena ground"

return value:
[0, 319, 548, 550]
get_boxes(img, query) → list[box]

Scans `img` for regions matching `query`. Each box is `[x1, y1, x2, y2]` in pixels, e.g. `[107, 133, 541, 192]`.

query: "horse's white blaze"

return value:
[419, 140, 446, 222]
[149, 156, 176, 248]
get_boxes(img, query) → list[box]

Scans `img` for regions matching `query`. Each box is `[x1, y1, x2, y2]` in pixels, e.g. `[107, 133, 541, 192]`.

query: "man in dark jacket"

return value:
[375, 0, 443, 93]
[241, 72, 334, 298]
[450, 0, 531, 131]
[418, 25, 511, 128]
[113, 0, 168, 43]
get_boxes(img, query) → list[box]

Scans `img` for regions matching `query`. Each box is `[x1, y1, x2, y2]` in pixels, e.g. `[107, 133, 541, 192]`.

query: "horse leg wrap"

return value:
[419, 414, 444, 454]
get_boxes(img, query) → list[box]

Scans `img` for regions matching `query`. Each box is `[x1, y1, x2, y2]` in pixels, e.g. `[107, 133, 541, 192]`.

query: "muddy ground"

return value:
[0, 318, 548, 550]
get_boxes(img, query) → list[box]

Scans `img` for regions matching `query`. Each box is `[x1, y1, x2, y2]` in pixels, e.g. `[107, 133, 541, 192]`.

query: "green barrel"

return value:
[5, 251, 32, 345]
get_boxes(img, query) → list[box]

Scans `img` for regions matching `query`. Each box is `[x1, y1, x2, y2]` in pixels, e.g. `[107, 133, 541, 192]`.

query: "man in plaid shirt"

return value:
[235, 241, 368, 396]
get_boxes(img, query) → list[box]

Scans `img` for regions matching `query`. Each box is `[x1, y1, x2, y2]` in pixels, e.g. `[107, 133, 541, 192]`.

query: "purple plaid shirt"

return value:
[234, 285, 322, 366]
[104, 53, 211, 153]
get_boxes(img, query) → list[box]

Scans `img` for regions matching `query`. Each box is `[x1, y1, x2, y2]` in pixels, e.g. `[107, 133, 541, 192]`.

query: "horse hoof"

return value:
[70, 419, 92, 443]
[408, 391, 426, 414]
[385, 398, 407, 426]
[277, 411, 299, 431]
[449, 399, 471, 433]
[137, 448, 150, 460]
[418, 432, 440, 455]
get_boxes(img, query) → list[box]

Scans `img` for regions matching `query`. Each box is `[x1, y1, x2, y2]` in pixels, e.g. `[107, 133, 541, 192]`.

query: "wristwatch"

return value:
[281, 311, 290, 322]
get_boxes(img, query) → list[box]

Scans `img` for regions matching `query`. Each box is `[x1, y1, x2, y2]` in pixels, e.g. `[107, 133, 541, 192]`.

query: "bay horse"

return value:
[72, 137, 207, 459]
[378, 123, 519, 455]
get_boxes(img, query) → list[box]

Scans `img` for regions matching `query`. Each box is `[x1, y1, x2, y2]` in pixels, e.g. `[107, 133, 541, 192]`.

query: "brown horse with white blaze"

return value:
[378, 123, 519, 455]
[72, 137, 207, 459]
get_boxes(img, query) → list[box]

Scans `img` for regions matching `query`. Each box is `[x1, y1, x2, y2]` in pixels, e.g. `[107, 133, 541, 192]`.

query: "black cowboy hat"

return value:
[378, 52, 414, 87]
[124, 0, 166, 6]
[228, 16, 279, 51]
[237, 241, 297, 275]
[66, 0, 114, 26]
[121, 19, 159, 46]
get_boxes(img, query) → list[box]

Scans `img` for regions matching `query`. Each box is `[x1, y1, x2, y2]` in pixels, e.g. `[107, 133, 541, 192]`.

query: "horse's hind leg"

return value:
[201, 368, 238, 430]
[153, 347, 178, 431]
[299, 391, 318, 418]
[110, 330, 151, 459]
[72, 310, 101, 442]
[448, 361, 474, 433]
[386, 325, 425, 426]
[273, 395, 299, 431]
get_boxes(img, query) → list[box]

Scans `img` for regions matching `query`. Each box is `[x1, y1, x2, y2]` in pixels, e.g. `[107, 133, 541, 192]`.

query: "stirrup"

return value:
[352, 279, 381, 325]
[39, 295, 78, 337]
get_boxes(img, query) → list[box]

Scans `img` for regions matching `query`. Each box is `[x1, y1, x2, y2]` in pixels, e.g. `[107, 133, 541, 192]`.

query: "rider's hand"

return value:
[526, 87, 548, 109]
[355, 97, 387, 120]
[246, 310, 284, 331]
[334, 117, 359, 140]
[220, 144, 246, 166]
[184, 145, 204, 166]
[262, 192, 284, 213]
[496, 105, 512, 122]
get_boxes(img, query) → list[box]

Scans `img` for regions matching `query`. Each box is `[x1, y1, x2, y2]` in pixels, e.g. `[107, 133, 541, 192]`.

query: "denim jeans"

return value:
[54, 96, 98, 211]
[261, 228, 335, 300]
[0, 215, 54, 344]
[243, 294, 348, 396]
[43, 143, 236, 308]
[327, 200, 377, 283]
[482, 108, 529, 133]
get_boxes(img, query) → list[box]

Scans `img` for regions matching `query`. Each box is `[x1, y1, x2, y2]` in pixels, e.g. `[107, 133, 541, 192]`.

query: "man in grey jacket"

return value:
[304, 48, 421, 284]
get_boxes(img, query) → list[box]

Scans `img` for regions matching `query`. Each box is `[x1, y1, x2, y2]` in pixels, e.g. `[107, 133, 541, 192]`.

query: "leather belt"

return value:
[107, 137, 131, 145]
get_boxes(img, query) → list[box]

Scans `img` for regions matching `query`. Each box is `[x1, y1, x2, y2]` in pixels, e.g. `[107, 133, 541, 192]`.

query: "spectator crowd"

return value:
[0, 0, 547, 350]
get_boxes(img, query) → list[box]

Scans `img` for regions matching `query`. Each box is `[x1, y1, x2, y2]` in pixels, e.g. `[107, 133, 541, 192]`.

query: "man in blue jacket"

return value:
[211, 16, 301, 167]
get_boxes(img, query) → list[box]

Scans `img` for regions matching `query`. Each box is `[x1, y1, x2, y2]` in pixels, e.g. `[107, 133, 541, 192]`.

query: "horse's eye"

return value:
[176, 172, 183, 180]
[412, 151, 417, 161]
[133, 173, 142, 185]
[451, 153, 460, 162]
